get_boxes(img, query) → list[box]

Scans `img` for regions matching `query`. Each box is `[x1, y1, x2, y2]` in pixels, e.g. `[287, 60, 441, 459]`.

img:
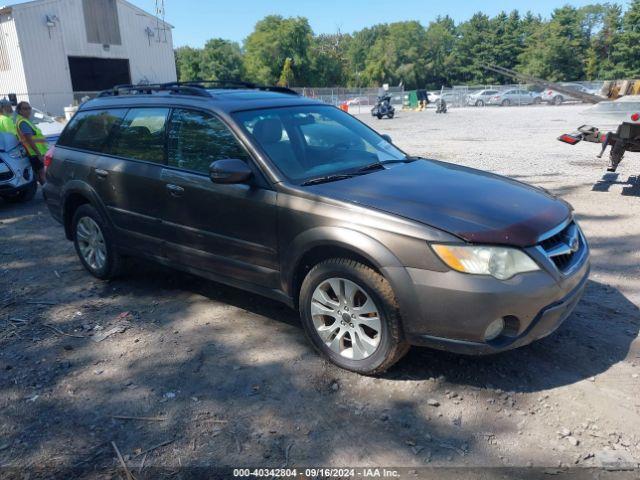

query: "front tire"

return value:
[475, 100, 484, 107]
[501, 99, 511, 107]
[553, 95, 564, 105]
[72, 204, 123, 280]
[299, 258, 409, 374]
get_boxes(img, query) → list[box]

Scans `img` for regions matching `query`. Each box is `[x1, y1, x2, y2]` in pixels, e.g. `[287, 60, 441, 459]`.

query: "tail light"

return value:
[44, 145, 55, 169]
[631, 113, 639, 122]
[558, 133, 581, 145]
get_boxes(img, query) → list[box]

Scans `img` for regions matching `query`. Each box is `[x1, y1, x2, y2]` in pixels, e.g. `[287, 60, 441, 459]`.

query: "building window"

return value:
[83, 0, 121, 45]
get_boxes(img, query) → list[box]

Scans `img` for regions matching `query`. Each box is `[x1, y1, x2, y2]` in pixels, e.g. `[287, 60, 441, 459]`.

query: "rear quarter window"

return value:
[57, 109, 127, 152]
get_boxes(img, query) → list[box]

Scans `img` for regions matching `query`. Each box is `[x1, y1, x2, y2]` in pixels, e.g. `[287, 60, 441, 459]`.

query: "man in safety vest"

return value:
[0, 98, 16, 135]
[15, 101, 48, 185]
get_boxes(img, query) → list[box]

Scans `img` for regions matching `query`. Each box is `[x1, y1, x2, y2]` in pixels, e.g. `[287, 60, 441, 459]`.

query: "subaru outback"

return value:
[43, 82, 590, 374]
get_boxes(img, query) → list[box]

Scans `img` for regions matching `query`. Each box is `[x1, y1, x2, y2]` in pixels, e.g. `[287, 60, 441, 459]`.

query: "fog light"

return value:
[484, 318, 505, 341]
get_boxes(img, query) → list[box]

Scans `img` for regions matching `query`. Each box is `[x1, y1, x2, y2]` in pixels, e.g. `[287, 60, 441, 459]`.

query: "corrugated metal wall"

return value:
[0, 12, 29, 103]
[117, 0, 176, 86]
[7, 0, 176, 115]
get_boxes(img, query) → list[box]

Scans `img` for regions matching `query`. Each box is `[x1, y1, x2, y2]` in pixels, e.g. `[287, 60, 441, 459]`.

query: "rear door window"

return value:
[106, 108, 169, 164]
[167, 108, 250, 174]
[57, 109, 127, 152]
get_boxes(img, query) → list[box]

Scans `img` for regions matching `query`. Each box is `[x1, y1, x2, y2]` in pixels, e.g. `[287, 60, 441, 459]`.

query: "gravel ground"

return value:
[0, 104, 639, 478]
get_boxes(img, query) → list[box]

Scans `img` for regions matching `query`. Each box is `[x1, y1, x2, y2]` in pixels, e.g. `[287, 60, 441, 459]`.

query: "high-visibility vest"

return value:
[0, 114, 16, 135]
[16, 115, 48, 156]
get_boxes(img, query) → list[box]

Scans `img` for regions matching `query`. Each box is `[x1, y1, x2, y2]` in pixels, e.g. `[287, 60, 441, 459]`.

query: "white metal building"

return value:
[0, 0, 176, 115]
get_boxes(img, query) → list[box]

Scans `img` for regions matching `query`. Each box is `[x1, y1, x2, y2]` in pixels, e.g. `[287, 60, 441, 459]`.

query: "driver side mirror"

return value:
[381, 134, 393, 144]
[209, 158, 253, 184]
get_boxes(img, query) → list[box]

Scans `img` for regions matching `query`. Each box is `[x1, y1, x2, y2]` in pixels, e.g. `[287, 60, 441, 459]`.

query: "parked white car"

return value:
[466, 89, 500, 107]
[541, 83, 599, 105]
[29, 108, 65, 142]
[488, 89, 542, 106]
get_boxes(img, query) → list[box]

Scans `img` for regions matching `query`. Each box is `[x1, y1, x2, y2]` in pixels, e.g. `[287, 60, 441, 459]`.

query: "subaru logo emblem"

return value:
[569, 236, 579, 253]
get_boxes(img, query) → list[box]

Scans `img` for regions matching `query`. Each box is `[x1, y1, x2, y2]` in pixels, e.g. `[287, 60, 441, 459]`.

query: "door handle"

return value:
[166, 184, 184, 197]
[95, 168, 109, 178]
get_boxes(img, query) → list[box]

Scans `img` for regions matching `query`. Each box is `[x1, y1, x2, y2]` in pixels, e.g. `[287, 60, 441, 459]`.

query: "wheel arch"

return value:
[61, 181, 108, 240]
[283, 227, 411, 310]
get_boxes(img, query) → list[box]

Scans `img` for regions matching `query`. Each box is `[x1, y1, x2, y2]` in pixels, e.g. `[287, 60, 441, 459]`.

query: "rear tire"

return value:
[376, 113, 383, 120]
[72, 204, 123, 280]
[553, 95, 564, 105]
[299, 258, 409, 374]
[1, 182, 37, 203]
[387, 111, 394, 119]
[501, 99, 511, 107]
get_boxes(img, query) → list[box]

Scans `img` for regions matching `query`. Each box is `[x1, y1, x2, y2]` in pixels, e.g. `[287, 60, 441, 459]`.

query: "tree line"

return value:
[174, 1, 640, 89]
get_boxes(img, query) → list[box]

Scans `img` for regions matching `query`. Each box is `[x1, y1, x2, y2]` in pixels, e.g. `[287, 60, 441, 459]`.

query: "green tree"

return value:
[593, 4, 623, 78]
[175, 46, 202, 82]
[519, 6, 588, 81]
[199, 38, 244, 82]
[277, 57, 295, 86]
[423, 16, 456, 88]
[308, 33, 350, 87]
[450, 13, 496, 83]
[611, 0, 640, 78]
[345, 25, 389, 86]
[243, 15, 313, 85]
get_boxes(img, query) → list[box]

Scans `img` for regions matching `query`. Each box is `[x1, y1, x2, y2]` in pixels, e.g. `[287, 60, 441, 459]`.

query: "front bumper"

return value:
[0, 155, 33, 195]
[394, 250, 590, 355]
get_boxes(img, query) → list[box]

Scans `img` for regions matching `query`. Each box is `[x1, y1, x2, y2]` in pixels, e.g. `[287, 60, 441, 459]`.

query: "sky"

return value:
[147, 0, 618, 48]
[9, 0, 629, 47]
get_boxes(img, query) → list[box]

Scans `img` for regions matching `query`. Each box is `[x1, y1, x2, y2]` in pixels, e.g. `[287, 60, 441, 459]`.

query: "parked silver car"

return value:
[467, 89, 500, 107]
[0, 132, 37, 203]
[488, 89, 542, 106]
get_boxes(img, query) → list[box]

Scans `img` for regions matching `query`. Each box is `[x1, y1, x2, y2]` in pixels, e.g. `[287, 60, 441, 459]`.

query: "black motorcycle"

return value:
[371, 93, 395, 119]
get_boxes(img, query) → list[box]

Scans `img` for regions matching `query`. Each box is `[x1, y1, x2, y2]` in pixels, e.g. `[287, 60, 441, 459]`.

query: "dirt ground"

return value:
[1, 104, 639, 478]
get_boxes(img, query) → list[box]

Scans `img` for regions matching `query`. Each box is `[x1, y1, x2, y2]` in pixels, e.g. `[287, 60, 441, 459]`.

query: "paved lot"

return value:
[1, 104, 639, 477]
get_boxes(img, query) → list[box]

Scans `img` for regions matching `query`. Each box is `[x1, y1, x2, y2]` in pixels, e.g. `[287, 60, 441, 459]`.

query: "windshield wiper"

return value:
[301, 174, 355, 186]
[356, 158, 418, 173]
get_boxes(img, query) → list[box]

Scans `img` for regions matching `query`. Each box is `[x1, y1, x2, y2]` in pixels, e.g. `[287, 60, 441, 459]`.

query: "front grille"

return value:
[539, 221, 584, 273]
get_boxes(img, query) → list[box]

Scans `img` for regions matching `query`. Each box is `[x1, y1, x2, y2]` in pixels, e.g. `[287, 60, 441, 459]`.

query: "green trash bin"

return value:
[404, 90, 418, 109]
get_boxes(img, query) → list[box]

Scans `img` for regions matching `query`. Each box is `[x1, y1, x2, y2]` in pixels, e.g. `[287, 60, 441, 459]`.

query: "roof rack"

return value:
[97, 80, 299, 98]
[98, 83, 212, 98]
[186, 80, 299, 96]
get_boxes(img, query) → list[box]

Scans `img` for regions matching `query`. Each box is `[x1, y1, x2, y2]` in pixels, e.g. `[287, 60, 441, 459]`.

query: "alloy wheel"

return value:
[76, 217, 107, 271]
[310, 277, 381, 360]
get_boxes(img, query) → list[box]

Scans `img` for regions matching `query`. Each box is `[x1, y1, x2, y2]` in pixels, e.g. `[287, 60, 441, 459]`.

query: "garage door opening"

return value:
[68, 56, 131, 92]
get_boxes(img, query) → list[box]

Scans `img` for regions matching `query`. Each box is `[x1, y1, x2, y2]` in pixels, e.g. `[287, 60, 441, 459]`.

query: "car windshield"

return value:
[233, 105, 407, 183]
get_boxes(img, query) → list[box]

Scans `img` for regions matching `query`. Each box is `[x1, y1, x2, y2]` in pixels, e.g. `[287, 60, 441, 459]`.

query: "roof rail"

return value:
[185, 80, 299, 96]
[96, 80, 299, 99]
[97, 83, 213, 98]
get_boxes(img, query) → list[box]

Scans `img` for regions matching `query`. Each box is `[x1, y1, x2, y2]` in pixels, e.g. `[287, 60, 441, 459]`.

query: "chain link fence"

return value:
[292, 86, 405, 115]
[2, 80, 611, 118]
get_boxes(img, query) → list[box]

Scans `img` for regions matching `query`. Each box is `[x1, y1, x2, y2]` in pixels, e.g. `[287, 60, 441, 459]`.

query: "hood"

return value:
[0, 132, 20, 153]
[305, 160, 571, 247]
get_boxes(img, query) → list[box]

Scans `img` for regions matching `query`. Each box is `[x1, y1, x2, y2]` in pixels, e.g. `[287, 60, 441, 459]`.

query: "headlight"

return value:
[431, 244, 540, 280]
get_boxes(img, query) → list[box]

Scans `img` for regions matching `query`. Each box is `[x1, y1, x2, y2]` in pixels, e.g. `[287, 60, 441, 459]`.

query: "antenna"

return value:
[154, 0, 168, 43]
